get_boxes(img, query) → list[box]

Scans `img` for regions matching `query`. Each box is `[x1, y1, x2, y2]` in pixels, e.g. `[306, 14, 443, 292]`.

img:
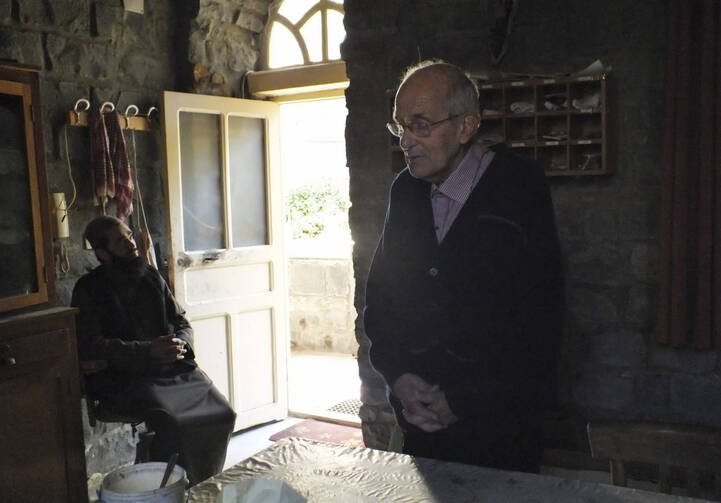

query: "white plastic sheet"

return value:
[188, 438, 713, 503]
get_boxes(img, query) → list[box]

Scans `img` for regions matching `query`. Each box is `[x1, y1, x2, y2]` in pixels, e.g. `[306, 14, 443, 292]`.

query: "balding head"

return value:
[397, 60, 480, 118]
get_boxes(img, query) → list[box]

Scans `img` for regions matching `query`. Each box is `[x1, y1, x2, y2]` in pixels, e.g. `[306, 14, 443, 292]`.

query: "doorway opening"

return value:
[280, 97, 360, 424]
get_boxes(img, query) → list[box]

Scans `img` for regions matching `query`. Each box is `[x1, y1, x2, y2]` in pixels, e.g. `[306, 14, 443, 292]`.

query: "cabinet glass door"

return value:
[0, 79, 48, 312]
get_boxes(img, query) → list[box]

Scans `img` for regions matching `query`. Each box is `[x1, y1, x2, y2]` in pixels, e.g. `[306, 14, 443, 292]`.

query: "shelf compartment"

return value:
[537, 144, 570, 173]
[507, 116, 536, 142]
[538, 83, 568, 112]
[571, 143, 604, 172]
[506, 84, 536, 114]
[480, 87, 504, 117]
[478, 116, 505, 144]
[570, 114, 602, 141]
[538, 115, 568, 142]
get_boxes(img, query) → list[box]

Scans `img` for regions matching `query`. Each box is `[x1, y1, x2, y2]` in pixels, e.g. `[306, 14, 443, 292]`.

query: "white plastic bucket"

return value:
[99, 462, 187, 503]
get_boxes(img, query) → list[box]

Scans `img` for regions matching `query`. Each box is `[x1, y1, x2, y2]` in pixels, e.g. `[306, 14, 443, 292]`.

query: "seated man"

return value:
[72, 215, 236, 486]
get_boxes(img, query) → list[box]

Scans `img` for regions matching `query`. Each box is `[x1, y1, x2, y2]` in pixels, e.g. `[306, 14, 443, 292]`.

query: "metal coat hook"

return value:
[146, 106, 158, 120]
[73, 98, 90, 122]
[100, 101, 115, 113]
[123, 104, 139, 128]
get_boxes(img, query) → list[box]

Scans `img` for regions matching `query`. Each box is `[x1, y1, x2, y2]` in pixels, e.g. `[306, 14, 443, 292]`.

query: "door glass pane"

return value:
[0, 93, 37, 298]
[228, 115, 268, 247]
[179, 111, 225, 251]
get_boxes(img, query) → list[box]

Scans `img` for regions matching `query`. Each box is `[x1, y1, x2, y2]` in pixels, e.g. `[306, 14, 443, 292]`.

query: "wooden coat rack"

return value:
[66, 99, 157, 131]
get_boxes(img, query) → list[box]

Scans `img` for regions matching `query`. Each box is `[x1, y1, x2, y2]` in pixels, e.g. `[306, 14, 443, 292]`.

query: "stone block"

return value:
[124, 8, 156, 51]
[588, 330, 646, 368]
[0, 28, 43, 67]
[289, 260, 325, 295]
[572, 372, 634, 410]
[634, 372, 670, 415]
[48, 0, 89, 33]
[243, 0, 270, 16]
[630, 242, 659, 282]
[586, 208, 618, 242]
[324, 260, 352, 297]
[199, 0, 234, 23]
[670, 374, 721, 427]
[16, 0, 51, 25]
[650, 346, 718, 374]
[93, 3, 122, 38]
[0, 0, 11, 21]
[625, 283, 656, 326]
[567, 286, 619, 328]
[118, 51, 166, 89]
[235, 9, 264, 33]
[46, 34, 113, 80]
[39, 79, 89, 161]
[225, 27, 258, 72]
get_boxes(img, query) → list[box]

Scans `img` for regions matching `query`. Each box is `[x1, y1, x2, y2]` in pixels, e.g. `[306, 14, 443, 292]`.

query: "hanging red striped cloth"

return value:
[104, 110, 134, 219]
[88, 106, 114, 211]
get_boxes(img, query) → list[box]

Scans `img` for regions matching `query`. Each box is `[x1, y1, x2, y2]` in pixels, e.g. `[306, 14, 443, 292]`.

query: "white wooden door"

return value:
[163, 91, 288, 431]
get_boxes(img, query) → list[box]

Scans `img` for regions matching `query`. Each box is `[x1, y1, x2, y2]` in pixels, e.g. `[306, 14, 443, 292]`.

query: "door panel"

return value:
[191, 316, 231, 399]
[233, 310, 274, 407]
[164, 91, 288, 432]
[185, 263, 271, 302]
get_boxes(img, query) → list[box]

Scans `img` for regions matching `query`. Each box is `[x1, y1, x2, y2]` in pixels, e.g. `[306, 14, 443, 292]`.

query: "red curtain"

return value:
[659, 0, 721, 348]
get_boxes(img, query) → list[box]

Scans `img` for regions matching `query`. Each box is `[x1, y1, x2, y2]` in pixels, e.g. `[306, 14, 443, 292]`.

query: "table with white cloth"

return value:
[187, 437, 714, 503]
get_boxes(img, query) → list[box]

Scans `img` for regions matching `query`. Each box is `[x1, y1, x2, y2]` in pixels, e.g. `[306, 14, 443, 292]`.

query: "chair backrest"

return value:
[79, 359, 153, 463]
[587, 420, 721, 499]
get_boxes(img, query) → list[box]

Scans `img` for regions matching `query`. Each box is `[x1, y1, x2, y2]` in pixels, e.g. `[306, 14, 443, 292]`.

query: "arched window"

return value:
[249, 0, 347, 100]
[261, 0, 345, 70]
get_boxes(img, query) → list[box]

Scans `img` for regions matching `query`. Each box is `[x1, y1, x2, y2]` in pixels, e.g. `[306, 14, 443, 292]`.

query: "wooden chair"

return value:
[587, 420, 721, 499]
[80, 360, 155, 464]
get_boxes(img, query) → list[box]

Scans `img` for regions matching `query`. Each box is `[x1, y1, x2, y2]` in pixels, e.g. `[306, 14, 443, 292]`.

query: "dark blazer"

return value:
[364, 145, 564, 439]
[72, 263, 197, 393]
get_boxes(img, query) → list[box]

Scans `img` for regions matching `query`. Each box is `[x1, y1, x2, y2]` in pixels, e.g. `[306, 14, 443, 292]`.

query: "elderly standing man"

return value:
[364, 60, 564, 472]
[72, 215, 236, 486]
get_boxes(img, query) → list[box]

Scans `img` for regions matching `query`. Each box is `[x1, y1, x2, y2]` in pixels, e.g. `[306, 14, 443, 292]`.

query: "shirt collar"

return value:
[432, 143, 490, 202]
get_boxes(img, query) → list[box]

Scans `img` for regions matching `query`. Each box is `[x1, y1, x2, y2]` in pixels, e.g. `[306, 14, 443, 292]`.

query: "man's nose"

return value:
[399, 129, 417, 150]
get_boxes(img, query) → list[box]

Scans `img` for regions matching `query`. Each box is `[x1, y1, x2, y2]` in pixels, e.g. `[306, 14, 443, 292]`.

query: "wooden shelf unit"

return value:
[386, 73, 609, 177]
[477, 73, 608, 176]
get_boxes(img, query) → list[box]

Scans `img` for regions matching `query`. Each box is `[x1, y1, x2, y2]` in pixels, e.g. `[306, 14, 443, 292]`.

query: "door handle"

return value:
[202, 251, 222, 263]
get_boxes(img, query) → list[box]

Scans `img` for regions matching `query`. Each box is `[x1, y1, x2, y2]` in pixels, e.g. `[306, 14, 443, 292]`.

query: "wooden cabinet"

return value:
[0, 307, 88, 503]
[476, 73, 608, 176]
[0, 61, 55, 314]
[387, 73, 609, 177]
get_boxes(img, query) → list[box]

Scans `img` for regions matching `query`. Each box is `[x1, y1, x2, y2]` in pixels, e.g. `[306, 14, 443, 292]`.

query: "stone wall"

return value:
[341, 0, 709, 452]
[0, 0, 191, 476]
[288, 258, 358, 355]
[188, 0, 272, 96]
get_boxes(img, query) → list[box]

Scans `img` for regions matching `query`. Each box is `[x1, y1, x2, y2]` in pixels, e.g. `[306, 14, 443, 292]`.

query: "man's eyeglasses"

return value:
[386, 114, 461, 138]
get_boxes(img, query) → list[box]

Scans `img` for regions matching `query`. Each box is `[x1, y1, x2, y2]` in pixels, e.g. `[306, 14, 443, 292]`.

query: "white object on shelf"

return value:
[123, 0, 144, 14]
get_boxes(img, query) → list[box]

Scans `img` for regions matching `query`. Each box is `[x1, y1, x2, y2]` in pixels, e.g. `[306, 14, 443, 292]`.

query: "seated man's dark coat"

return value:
[72, 263, 236, 485]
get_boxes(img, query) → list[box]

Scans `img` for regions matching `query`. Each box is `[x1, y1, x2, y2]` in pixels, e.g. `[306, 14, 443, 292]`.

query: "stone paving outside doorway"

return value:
[288, 351, 361, 425]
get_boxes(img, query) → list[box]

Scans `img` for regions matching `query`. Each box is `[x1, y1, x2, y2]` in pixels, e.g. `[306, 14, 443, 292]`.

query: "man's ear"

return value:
[459, 114, 481, 144]
[95, 248, 110, 263]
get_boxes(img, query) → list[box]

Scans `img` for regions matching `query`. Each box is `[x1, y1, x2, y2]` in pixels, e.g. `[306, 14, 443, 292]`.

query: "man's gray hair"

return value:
[399, 59, 480, 116]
